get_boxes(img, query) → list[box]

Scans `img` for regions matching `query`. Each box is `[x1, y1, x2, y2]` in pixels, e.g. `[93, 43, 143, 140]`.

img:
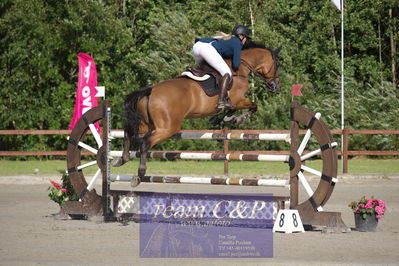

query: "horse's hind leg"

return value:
[138, 138, 149, 177]
[122, 133, 132, 163]
[135, 127, 181, 182]
[129, 133, 150, 187]
[111, 133, 131, 167]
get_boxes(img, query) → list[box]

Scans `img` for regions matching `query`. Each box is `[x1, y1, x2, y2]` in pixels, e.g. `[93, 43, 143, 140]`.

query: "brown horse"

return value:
[115, 43, 281, 184]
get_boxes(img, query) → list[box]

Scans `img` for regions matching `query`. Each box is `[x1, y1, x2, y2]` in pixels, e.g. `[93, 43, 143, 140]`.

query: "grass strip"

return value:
[0, 158, 398, 176]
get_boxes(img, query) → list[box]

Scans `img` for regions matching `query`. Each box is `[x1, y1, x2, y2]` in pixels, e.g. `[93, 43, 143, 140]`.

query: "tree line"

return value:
[0, 0, 398, 154]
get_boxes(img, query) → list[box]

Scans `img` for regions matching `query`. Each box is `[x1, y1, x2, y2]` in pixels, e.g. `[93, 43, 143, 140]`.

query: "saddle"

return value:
[181, 63, 223, 97]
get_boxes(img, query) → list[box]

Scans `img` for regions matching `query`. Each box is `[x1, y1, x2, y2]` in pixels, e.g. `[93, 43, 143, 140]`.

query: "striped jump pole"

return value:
[109, 174, 289, 187]
[110, 130, 291, 142]
[109, 151, 289, 162]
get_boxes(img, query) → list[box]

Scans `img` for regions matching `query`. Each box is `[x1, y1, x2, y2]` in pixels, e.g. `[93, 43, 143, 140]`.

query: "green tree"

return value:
[137, 10, 195, 83]
[0, 0, 136, 152]
[0, 0, 398, 154]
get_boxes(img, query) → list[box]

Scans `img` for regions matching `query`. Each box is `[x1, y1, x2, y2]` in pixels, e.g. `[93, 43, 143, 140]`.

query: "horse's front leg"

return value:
[208, 109, 237, 125]
[231, 99, 257, 125]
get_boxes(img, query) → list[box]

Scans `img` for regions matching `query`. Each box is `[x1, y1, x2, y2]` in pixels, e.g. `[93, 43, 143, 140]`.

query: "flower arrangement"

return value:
[48, 173, 78, 206]
[349, 196, 386, 219]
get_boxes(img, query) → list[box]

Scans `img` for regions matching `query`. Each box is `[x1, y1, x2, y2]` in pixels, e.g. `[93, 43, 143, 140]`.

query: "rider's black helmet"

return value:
[232, 25, 252, 39]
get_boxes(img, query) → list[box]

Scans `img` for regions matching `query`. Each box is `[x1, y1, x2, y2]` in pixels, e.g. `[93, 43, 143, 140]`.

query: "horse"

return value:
[114, 42, 281, 185]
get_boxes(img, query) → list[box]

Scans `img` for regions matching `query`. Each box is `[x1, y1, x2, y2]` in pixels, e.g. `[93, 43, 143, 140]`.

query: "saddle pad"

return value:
[181, 71, 210, 81]
[180, 75, 220, 97]
[197, 75, 220, 97]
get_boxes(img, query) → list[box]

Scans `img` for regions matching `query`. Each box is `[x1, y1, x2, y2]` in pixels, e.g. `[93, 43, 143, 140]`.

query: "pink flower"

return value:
[61, 188, 68, 193]
[350, 197, 386, 219]
[377, 200, 386, 209]
[50, 180, 62, 190]
[375, 206, 385, 215]
[365, 199, 373, 209]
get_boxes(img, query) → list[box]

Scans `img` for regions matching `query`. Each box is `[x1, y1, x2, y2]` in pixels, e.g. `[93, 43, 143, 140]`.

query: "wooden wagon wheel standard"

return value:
[63, 101, 111, 216]
[289, 101, 339, 225]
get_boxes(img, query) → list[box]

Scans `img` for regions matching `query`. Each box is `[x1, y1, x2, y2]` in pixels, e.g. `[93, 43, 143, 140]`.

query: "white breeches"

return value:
[192, 41, 232, 77]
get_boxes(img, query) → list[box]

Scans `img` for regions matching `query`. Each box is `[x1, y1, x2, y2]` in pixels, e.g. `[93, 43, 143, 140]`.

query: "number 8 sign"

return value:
[273, 210, 305, 233]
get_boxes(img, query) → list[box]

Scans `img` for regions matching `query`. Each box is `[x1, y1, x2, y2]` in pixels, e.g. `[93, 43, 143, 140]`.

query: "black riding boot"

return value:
[217, 74, 234, 112]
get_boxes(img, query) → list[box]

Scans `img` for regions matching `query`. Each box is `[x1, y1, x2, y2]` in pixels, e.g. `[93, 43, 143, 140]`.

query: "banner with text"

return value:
[69, 53, 99, 132]
[139, 193, 274, 258]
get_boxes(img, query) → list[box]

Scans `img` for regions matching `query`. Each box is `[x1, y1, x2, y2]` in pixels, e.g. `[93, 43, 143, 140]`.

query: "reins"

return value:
[233, 56, 280, 92]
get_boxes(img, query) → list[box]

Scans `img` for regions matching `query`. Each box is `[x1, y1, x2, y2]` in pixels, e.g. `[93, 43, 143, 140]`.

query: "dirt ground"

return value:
[0, 176, 398, 265]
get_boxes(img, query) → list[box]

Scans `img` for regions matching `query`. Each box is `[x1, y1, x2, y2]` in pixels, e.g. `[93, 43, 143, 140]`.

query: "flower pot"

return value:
[354, 213, 378, 232]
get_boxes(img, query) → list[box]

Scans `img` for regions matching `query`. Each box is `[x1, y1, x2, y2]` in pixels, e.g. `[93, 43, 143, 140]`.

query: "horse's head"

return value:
[241, 45, 281, 93]
[260, 47, 281, 93]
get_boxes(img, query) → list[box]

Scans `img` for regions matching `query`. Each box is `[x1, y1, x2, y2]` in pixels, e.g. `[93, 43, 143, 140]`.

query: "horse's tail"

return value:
[124, 87, 152, 150]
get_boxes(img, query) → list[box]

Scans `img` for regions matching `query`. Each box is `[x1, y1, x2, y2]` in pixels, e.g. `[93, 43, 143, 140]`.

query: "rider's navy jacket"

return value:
[196, 37, 243, 71]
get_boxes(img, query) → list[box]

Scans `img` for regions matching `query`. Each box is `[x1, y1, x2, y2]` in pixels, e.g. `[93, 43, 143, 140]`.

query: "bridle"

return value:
[233, 57, 280, 93]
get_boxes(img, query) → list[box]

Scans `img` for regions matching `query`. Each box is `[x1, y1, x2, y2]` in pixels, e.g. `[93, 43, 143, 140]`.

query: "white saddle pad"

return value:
[181, 71, 211, 81]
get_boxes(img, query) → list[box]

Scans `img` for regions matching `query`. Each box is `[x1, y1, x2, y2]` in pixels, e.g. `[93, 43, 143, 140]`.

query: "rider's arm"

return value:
[233, 45, 242, 71]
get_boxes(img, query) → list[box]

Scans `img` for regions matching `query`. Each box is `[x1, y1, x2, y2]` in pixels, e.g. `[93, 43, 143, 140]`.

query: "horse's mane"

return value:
[243, 40, 280, 60]
[243, 40, 268, 50]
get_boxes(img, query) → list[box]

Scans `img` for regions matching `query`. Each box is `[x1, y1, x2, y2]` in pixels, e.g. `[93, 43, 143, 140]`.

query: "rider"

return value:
[192, 25, 252, 111]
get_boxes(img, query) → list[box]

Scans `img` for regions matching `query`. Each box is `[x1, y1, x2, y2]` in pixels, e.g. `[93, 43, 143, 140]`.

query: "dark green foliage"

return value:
[0, 0, 398, 154]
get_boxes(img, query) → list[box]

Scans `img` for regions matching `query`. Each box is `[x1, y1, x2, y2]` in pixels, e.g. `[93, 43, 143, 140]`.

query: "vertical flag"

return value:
[69, 53, 99, 132]
[330, 0, 341, 10]
[291, 84, 303, 101]
[292, 84, 303, 97]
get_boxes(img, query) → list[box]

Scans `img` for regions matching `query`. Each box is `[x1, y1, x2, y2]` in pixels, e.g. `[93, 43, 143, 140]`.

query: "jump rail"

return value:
[61, 100, 347, 229]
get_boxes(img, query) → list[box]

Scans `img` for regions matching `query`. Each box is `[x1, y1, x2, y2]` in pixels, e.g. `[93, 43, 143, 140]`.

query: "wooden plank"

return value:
[347, 151, 399, 156]
[2, 129, 399, 136]
[343, 128, 349, 173]
[0, 151, 92, 156]
[0, 130, 72, 135]
[348, 130, 399, 134]
[3, 150, 397, 157]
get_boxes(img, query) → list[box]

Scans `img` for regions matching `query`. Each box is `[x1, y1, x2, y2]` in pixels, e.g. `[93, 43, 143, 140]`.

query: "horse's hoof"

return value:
[122, 153, 131, 163]
[234, 118, 244, 125]
[130, 176, 141, 187]
[138, 167, 146, 178]
[111, 158, 125, 167]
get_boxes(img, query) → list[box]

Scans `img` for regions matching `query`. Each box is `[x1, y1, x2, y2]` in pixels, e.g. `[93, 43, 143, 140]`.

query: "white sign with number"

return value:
[273, 209, 305, 234]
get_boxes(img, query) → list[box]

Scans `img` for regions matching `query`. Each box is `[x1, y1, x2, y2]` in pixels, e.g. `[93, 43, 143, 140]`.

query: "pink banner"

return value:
[69, 53, 99, 132]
